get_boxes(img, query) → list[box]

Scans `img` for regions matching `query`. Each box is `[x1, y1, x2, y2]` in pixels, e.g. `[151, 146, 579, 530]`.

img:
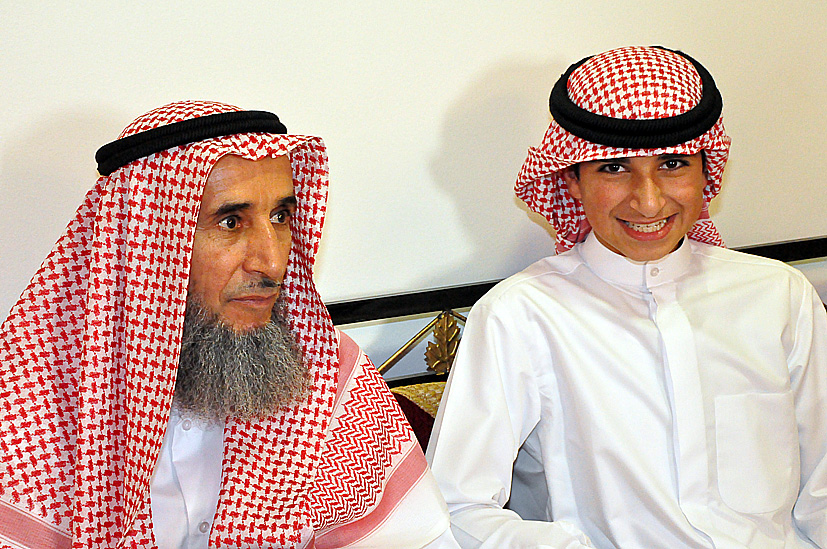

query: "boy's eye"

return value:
[218, 216, 239, 230]
[662, 158, 687, 170]
[598, 163, 626, 173]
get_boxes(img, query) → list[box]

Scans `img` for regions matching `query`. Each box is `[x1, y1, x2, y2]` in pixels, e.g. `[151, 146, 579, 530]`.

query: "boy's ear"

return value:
[563, 167, 582, 200]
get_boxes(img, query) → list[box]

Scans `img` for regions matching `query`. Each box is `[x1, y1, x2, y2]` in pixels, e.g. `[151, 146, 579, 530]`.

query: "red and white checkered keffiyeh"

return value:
[516, 46, 732, 253]
[0, 101, 421, 548]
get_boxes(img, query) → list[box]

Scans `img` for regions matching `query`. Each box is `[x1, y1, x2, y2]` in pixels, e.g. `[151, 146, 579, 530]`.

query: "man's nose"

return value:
[244, 223, 289, 280]
[629, 174, 666, 218]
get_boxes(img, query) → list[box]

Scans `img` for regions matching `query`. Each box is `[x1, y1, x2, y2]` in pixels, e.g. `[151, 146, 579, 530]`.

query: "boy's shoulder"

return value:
[478, 249, 585, 306]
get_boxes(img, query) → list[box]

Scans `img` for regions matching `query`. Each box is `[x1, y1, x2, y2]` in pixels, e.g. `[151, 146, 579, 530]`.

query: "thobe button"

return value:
[198, 521, 210, 533]
[181, 418, 193, 431]
[650, 267, 660, 276]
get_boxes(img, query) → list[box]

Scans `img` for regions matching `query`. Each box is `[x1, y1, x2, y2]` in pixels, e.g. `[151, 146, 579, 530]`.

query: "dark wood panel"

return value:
[327, 237, 827, 325]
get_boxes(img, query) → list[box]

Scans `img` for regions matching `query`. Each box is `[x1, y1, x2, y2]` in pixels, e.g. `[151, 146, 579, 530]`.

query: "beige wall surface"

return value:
[2, 2, 826, 320]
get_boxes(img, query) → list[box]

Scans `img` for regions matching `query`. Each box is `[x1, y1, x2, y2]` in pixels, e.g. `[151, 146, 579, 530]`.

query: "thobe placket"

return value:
[649, 273, 715, 546]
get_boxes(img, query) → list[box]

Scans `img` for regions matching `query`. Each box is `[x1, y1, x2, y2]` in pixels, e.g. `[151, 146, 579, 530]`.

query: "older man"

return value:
[0, 101, 457, 548]
[428, 46, 827, 548]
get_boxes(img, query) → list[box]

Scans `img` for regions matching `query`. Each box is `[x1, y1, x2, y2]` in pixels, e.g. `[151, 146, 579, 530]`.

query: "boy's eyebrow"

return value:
[593, 157, 631, 163]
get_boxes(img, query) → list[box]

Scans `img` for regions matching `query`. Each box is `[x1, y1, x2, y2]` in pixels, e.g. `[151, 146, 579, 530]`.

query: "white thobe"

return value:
[150, 408, 224, 549]
[428, 233, 827, 548]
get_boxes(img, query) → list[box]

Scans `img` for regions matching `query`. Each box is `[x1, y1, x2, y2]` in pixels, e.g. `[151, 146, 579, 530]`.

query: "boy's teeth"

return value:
[624, 218, 667, 233]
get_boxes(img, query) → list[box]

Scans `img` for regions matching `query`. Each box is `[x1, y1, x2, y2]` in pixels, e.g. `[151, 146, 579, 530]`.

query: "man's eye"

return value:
[218, 216, 239, 230]
[272, 210, 292, 225]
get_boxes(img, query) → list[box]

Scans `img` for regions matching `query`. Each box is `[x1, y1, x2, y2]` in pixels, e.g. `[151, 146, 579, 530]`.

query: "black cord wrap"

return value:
[548, 48, 722, 148]
[95, 110, 287, 176]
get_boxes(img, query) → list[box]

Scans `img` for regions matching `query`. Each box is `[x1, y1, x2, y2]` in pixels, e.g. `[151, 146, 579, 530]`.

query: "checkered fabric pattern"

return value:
[516, 46, 731, 253]
[0, 101, 342, 547]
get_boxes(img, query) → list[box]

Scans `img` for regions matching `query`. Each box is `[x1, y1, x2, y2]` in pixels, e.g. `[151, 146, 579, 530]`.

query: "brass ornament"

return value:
[376, 309, 466, 376]
[425, 313, 461, 375]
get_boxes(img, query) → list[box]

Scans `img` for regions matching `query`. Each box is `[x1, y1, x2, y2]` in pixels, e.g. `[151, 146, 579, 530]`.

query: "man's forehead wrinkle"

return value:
[204, 155, 236, 182]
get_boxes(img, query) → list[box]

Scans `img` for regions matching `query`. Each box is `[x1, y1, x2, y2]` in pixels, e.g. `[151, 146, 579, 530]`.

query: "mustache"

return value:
[247, 277, 280, 289]
[230, 277, 282, 295]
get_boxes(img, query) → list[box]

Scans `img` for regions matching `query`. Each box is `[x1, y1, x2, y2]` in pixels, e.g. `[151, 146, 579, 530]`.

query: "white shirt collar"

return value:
[577, 231, 693, 289]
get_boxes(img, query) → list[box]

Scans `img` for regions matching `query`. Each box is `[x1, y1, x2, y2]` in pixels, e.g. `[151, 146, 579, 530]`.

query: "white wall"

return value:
[2, 2, 826, 321]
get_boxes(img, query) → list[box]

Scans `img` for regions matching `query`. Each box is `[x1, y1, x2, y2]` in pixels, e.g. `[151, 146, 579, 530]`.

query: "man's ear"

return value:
[562, 167, 582, 200]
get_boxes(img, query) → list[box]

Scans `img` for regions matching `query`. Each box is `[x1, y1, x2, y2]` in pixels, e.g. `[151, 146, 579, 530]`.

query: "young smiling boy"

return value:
[427, 46, 827, 548]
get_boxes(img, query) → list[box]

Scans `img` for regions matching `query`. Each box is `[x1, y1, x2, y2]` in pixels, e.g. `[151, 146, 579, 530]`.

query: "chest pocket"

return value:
[714, 392, 799, 514]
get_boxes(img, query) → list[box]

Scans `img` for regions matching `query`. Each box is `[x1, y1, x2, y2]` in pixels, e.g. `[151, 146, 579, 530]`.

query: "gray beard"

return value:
[174, 298, 310, 422]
